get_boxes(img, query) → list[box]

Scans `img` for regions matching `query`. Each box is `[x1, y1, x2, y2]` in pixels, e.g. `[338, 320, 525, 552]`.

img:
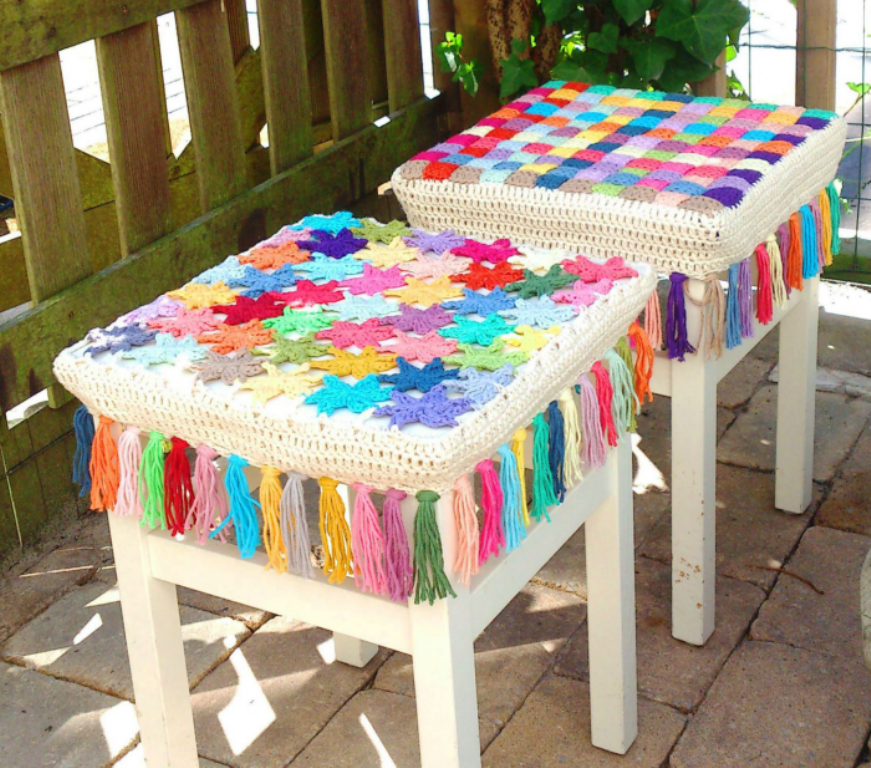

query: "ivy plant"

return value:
[435, 32, 485, 97]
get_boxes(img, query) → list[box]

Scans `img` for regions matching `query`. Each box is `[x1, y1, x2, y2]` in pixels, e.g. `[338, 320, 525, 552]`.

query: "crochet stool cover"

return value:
[55, 213, 655, 602]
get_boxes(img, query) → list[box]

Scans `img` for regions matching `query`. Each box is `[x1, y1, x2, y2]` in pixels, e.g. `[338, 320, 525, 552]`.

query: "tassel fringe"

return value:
[413, 490, 456, 605]
[318, 477, 353, 584]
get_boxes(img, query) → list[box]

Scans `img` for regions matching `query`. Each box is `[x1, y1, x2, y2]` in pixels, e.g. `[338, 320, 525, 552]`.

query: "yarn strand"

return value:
[318, 477, 353, 584]
[280, 472, 315, 577]
[452, 475, 480, 587]
[413, 490, 456, 605]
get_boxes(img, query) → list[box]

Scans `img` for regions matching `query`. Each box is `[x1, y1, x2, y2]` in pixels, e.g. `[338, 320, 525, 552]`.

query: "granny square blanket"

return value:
[393, 81, 847, 279]
[54, 215, 655, 495]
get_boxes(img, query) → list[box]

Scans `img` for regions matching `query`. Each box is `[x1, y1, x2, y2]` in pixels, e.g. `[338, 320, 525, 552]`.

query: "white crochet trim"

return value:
[392, 118, 846, 280]
[53, 268, 655, 495]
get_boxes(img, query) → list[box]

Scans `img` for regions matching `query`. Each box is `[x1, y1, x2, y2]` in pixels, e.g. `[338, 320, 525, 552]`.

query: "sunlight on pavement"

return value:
[218, 640, 277, 755]
[359, 712, 398, 768]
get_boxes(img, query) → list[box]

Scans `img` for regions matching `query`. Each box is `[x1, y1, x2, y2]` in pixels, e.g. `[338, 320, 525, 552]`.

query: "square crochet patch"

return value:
[393, 81, 846, 278]
[54, 215, 655, 492]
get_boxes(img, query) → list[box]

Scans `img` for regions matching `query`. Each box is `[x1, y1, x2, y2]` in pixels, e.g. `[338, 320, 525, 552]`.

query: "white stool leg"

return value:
[407, 491, 481, 768]
[585, 439, 637, 754]
[670, 348, 718, 646]
[108, 513, 198, 768]
[775, 277, 819, 513]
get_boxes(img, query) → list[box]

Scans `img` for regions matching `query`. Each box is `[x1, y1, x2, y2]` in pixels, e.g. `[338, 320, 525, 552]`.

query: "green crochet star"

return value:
[445, 339, 529, 371]
[351, 218, 412, 244]
[262, 306, 334, 335]
[254, 332, 331, 365]
[506, 265, 576, 299]
[438, 313, 517, 346]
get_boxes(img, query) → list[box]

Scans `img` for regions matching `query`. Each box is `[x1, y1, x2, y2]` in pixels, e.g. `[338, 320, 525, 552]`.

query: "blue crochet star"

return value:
[404, 229, 466, 254]
[443, 288, 516, 316]
[378, 357, 460, 393]
[87, 324, 157, 355]
[304, 374, 392, 415]
[292, 211, 361, 233]
[439, 313, 516, 346]
[501, 296, 577, 328]
[192, 256, 247, 286]
[334, 294, 400, 322]
[295, 253, 365, 281]
[228, 265, 297, 297]
[298, 228, 368, 258]
[121, 334, 207, 366]
[445, 364, 514, 408]
[374, 385, 473, 429]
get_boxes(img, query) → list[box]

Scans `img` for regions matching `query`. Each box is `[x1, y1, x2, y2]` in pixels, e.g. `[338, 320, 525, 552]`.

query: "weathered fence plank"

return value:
[382, 0, 424, 111]
[796, 0, 837, 111]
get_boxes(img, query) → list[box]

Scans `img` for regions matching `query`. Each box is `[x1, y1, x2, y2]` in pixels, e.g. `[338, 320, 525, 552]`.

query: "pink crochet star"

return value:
[315, 318, 395, 349]
[147, 307, 220, 337]
[399, 250, 469, 280]
[340, 264, 408, 295]
[279, 280, 344, 307]
[562, 256, 638, 283]
[384, 330, 458, 364]
[552, 278, 613, 306]
[452, 238, 520, 264]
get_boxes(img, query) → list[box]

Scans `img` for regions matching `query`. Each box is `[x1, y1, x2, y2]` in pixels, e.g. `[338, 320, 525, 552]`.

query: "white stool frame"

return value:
[651, 276, 819, 646]
[109, 439, 637, 767]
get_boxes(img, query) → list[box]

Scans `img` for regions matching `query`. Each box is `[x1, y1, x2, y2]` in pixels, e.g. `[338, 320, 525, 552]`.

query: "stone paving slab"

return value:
[177, 587, 273, 630]
[114, 744, 227, 767]
[0, 660, 139, 768]
[751, 526, 871, 661]
[555, 557, 766, 712]
[669, 641, 871, 768]
[718, 386, 871, 482]
[191, 616, 387, 768]
[2, 581, 249, 700]
[717, 356, 774, 409]
[641, 465, 814, 592]
[817, 423, 871, 534]
[770, 364, 871, 399]
[481, 675, 687, 768]
[374, 583, 587, 747]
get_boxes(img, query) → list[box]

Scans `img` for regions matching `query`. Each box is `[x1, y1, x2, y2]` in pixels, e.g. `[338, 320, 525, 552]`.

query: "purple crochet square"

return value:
[727, 169, 763, 185]
[655, 140, 691, 153]
[627, 135, 663, 150]
[502, 118, 536, 131]
[486, 148, 514, 161]
[703, 187, 745, 207]
[714, 146, 750, 160]
[708, 175, 752, 192]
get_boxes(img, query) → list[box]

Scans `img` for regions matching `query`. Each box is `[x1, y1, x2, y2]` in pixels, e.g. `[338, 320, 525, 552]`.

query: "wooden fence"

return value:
[0, 0, 457, 553]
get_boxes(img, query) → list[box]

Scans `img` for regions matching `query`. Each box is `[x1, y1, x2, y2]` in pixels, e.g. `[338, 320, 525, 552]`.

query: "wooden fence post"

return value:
[796, 0, 837, 111]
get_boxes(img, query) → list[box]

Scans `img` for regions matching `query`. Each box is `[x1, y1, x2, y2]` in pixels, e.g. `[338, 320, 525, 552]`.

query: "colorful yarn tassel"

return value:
[738, 257, 754, 339]
[72, 405, 95, 497]
[615, 338, 639, 432]
[812, 200, 826, 272]
[498, 444, 525, 552]
[318, 477, 353, 584]
[260, 467, 286, 572]
[725, 264, 742, 350]
[89, 415, 119, 512]
[413, 490, 456, 605]
[531, 413, 557, 522]
[591, 362, 618, 447]
[827, 182, 841, 256]
[545, 400, 566, 502]
[477, 459, 505, 565]
[558, 389, 583, 486]
[691, 275, 725, 360]
[819, 190, 833, 266]
[139, 431, 167, 530]
[212, 455, 261, 559]
[351, 484, 387, 595]
[578, 375, 607, 470]
[512, 429, 530, 526]
[666, 273, 694, 361]
[755, 244, 773, 325]
[628, 322, 654, 404]
[383, 489, 413, 601]
[164, 437, 194, 536]
[777, 222, 792, 298]
[452, 474, 480, 587]
[644, 290, 663, 351]
[280, 472, 314, 577]
[800, 205, 820, 279]
[189, 445, 229, 544]
[115, 426, 143, 518]
[606, 349, 639, 436]
[767, 234, 787, 308]
[787, 212, 803, 290]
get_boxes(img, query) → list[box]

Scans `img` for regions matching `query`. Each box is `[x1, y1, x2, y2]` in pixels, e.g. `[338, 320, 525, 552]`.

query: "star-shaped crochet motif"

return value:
[357, 237, 420, 268]
[351, 218, 411, 243]
[505, 325, 560, 353]
[239, 362, 321, 406]
[445, 340, 529, 371]
[453, 261, 525, 291]
[280, 280, 344, 307]
[121, 334, 206, 366]
[562, 256, 639, 282]
[404, 229, 465, 254]
[399, 250, 469, 280]
[381, 304, 454, 334]
[197, 319, 273, 354]
[340, 264, 408, 295]
[168, 281, 238, 310]
[192, 349, 264, 385]
[386, 330, 458, 364]
[506, 266, 576, 299]
[228, 265, 297, 297]
[148, 308, 219, 338]
[193, 256, 247, 285]
[119, 295, 181, 324]
[378, 357, 460, 393]
[333, 294, 399, 322]
[445, 364, 514, 408]
[294, 253, 364, 282]
[439, 313, 516, 346]
[241, 241, 310, 269]
[452, 238, 520, 264]
[256, 332, 331, 364]
[293, 211, 361, 234]
[374, 385, 472, 429]
[552, 278, 613, 307]
[502, 296, 577, 328]
[384, 276, 463, 308]
[310, 346, 398, 378]
[262, 307, 334, 335]
[443, 287, 516, 316]
[510, 245, 570, 273]
[304, 374, 391, 415]
[298, 229, 368, 259]
[211, 294, 286, 325]
[87, 324, 157, 355]
[258, 226, 312, 247]
[315, 318, 395, 349]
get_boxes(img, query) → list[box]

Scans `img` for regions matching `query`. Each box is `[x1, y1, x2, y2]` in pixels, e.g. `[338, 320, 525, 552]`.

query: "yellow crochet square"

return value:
[546, 146, 578, 158]
[551, 88, 580, 100]
[604, 113, 633, 126]
[600, 95, 630, 106]
[578, 130, 611, 142]
[519, 163, 558, 173]
[709, 105, 740, 118]
[657, 101, 685, 112]
[627, 98, 654, 109]
[764, 111, 799, 126]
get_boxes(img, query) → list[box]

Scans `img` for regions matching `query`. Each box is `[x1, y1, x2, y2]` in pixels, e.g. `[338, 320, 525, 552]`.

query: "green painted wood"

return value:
[382, 0, 424, 111]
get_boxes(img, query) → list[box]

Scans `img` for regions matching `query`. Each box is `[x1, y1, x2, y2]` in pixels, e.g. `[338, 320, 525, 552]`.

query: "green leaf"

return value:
[653, 49, 715, 92]
[613, 0, 653, 25]
[588, 22, 620, 54]
[848, 82, 871, 96]
[551, 61, 594, 83]
[435, 31, 463, 73]
[622, 37, 676, 81]
[656, 0, 750, 64]
[541, 0, 576, 25]
[500, 53, 539, 99]
[454, 60, 484, 97]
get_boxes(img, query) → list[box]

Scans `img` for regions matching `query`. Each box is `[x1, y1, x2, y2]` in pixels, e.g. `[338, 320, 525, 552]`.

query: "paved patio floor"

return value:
[2, 284, 871, 767]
